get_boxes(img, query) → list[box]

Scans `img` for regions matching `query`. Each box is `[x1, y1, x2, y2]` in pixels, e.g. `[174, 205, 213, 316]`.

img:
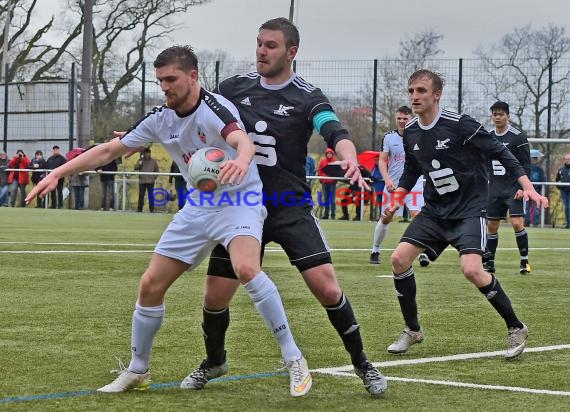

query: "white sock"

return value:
[372, 221, 389, 253]
[244, 272, 302, 362]
[128, 302, 164, 373]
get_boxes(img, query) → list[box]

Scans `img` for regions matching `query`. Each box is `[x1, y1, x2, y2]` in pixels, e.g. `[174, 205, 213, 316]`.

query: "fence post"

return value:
[141, 62, 146, 117]
[2, 63, 8, 153]
[457, 58, 463, 113]
[372, 59, 378, 151]
[546, 57, 553, 181]
[68, 62, 76, 152]
[215, 60, 220, 89]
[122, 173, 127, 211]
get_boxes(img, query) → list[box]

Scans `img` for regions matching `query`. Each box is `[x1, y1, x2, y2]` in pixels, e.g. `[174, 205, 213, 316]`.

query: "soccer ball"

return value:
[187, 147, 229, 192]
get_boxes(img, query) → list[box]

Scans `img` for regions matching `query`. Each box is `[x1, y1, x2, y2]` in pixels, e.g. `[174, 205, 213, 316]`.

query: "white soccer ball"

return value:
[187, 147, 229, 192]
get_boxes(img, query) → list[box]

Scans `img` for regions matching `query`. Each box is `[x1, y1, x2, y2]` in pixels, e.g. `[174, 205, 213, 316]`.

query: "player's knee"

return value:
[138, 274, 167, 303]
[232, 260, 260, 282]
[461, 264, 481, 283]
[391, 250, 412, 272]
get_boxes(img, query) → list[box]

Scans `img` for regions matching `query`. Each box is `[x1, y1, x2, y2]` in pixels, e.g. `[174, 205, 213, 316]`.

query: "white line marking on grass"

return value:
[318, 371, 570, 396]
[313, 344, 570, 373]
[0, 250, 154, 254]
[0, 241, 155, 246]
[376, 275, 393, 278]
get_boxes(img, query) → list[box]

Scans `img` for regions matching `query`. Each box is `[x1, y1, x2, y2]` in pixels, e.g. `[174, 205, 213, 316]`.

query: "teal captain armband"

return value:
[313, 111, 339, 134]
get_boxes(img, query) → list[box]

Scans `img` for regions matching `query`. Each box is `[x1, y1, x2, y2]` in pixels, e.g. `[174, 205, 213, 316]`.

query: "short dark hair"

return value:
[35, 150, 43, 155]
[408, 69, 445, 92]
[259, 17, 300, 48]
[52, 145, 60, 149]
[490, 101, 509, 114]
[397, 106, 413, 115]
[154, 45, 198, 72]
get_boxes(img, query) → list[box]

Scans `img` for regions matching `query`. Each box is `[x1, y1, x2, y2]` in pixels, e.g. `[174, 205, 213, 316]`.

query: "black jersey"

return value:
[488, 126, 530, 197]
[216, 72, 333, 208]
[400, 108, 526, 219]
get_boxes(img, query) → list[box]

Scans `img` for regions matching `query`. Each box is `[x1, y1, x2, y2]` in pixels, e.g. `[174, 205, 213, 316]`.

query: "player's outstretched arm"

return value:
[25, 139, 130, 203]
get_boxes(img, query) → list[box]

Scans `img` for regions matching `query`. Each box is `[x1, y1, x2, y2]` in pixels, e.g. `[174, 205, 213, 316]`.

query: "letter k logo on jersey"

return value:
[273, 105, 294, 116]
[435, 138, 450, 150]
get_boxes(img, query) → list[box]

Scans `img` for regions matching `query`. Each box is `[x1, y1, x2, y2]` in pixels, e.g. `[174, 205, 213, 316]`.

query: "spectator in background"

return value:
[317, 148, 337, 219]
[556, 153, 570, 229]
[96, 157, 119, 211]
[45, 145, 67, 209]
[370, 164, 385, 220]
[0, 151, 9, 206]
[8, 149, 30, 207]
[135, 147, 159, 213]
[169, 160, 186, 210]
[305, 153, 316, 191]
[525, 149, 545, 226]
[29, 150, 47, 208]
[70, 172, 89, 210]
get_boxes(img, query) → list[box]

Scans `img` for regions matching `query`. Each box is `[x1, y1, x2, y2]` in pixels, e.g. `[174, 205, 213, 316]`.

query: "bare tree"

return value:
[475, 24, 570, 141]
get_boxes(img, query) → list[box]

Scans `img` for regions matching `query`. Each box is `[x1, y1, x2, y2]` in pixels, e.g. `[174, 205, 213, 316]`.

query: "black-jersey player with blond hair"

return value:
[383, 69, 548, 359]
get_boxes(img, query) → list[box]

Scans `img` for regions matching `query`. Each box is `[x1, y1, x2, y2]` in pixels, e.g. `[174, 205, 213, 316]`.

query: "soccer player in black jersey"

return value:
[483, 101, 532, 275]
[181, 18, 387, 397]
[383, 70, 548, 359]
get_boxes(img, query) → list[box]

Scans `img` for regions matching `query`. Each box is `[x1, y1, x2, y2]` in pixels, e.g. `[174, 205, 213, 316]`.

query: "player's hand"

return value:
[382, 204, 399, 220]
[513, 189, 524, 200]
[523, 189, 549, 209]
[341, 159, 371, 191]
[385, 178, 396, 192]
[25, 174, 59, 204]
[219, 159, 248, 185]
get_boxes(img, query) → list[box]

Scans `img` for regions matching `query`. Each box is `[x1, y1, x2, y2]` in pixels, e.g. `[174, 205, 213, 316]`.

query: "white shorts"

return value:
[154, 203, 267, 268]
[380, 179, 424, 216]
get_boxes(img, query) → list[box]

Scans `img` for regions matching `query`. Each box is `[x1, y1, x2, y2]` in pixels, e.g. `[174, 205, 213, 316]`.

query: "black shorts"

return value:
[487, 195, 525, 220]
[401, 213, 487, 261]
[207, 205, 333, 278]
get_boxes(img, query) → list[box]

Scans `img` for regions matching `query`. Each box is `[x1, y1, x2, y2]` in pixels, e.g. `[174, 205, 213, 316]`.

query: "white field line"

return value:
[313, 344, 570, 374]
[317, 371, 570, 396]
[312, 344, 570, 396]
[0, 250, 154, 254]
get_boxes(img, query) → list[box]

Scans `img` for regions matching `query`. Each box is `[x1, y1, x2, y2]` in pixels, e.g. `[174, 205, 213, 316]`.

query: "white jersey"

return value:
[121, 88, 263, 209]
[382, 130, 406, 185]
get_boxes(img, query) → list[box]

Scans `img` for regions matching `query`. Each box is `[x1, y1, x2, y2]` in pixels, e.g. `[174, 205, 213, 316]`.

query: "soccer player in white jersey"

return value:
[25, 45, 312, 397]
[383, 69, 548, 359]
[369, 105, 429, 267]
[182, 18, 387, 397]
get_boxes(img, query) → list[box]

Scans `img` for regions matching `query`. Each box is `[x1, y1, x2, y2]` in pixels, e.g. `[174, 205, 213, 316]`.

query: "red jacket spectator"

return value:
[317, 148, 337, 184]
[8, 151, 30, 185]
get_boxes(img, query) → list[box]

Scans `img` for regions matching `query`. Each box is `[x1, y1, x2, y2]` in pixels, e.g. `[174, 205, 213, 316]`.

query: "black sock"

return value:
[478, 275, 523, 329]
[324, 294, 367, 366]
[515, 229, 529, 260]
[393, 267, 420, 331]
[203, 306, 230, 365]
[486, 233, 499, 259]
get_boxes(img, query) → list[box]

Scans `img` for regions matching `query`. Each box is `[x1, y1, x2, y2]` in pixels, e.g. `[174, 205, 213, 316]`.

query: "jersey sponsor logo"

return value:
[273, 104, 294, 116]
[428, 159, 459, 194]
[435, 138, 450, 150]
[198, 127, 207, 144]
[492, 160, 506, 176]
[240, 97, 251, 106]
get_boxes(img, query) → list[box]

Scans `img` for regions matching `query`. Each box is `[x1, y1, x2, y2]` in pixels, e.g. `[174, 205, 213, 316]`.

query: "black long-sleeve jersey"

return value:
[488, 125, 531, 197]
[400, 108, 526, 219]
[216, 72, 341, 208]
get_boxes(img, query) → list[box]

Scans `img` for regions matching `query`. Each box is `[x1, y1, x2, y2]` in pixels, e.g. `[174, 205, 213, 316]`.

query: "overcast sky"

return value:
[170, 0, 569, 61]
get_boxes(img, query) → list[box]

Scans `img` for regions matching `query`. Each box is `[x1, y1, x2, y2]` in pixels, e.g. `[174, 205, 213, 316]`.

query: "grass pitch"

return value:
[1, 208, 569, 411]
